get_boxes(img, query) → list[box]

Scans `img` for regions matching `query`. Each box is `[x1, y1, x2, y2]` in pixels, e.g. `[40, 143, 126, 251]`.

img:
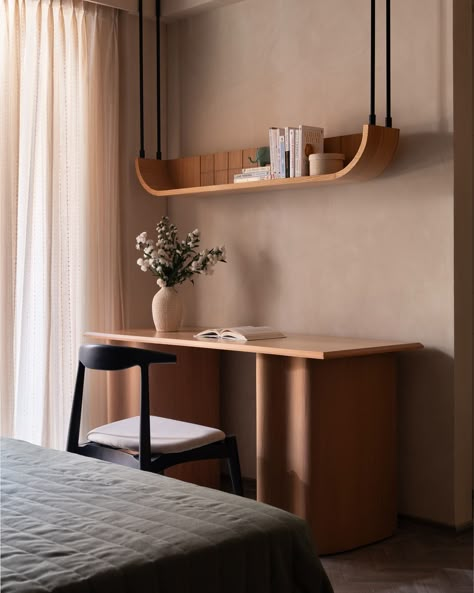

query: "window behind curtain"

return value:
[0, 0, 123, 449]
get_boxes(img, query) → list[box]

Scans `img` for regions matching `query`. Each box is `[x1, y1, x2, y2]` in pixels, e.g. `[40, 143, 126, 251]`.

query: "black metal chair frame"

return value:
[66, 344, 243, 495]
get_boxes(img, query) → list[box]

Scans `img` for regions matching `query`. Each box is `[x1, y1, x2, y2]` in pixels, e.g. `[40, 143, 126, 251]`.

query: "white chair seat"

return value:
[87, 416, 226, 455]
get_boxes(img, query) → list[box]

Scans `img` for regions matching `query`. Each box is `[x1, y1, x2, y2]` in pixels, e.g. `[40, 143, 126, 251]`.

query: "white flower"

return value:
[136, 216, 226, 288]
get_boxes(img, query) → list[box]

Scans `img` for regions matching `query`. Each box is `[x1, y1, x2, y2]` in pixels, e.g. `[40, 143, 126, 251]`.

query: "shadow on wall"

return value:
[384, 131, 453, 178]
[397, 347, 455, 520]
[183, 242, 279, 327]
[231, 244, 279, 324]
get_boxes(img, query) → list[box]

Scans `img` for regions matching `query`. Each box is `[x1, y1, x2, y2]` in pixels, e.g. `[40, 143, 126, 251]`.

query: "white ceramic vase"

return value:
[152, 286, 183, 332]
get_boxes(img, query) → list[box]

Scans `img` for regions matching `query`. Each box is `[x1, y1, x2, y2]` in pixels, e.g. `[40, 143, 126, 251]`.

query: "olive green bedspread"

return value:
[1, 438, 333, 593]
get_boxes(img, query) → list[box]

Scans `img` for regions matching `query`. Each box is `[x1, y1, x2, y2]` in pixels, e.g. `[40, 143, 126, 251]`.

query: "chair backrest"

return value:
[79, 344, 176, 370]
[67, 344, 176, 468]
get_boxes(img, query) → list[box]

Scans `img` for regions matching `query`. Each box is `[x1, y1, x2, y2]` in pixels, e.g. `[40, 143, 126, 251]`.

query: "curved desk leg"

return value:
[256, 355, 312, 518]
[256, 352, 397, 555]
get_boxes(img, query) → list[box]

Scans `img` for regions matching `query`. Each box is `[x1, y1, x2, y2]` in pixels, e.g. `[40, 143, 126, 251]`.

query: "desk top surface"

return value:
[86, 329, 423, 360]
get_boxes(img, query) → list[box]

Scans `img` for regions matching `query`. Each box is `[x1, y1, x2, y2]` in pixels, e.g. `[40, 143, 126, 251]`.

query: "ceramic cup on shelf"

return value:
[309, 153, 345, 176]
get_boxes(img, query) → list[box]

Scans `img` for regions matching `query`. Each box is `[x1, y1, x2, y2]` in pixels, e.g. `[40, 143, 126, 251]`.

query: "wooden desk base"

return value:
[257, 353, 396, 555]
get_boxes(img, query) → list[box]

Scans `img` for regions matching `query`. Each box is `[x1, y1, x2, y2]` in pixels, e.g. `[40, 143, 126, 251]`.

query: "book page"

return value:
[194, 328, 221, 338]
[195, 326, 286, 341]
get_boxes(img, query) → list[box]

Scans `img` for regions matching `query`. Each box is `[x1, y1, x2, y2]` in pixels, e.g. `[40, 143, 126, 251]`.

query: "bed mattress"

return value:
[1, 438, 333, 593]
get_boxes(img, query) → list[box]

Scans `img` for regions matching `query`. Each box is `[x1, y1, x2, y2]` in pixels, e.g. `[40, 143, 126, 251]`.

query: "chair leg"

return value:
[225, 435, 243, 496]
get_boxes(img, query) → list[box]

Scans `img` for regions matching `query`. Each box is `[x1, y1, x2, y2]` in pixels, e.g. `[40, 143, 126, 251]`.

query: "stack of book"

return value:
[233, 165, 272, 184]
[269, 125, 324, 179]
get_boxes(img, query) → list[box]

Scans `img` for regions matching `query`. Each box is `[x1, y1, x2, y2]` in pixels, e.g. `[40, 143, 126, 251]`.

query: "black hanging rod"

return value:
[369, 0, 376, 125]
[138, 0, 145, 158]
[385, 0, 392, 127]
[369, 0, 392, 128]
[137, 0, 162, 159]
[156, 0, 162, 159]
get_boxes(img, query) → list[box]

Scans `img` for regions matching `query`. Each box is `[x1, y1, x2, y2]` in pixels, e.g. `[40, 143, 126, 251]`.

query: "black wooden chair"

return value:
[66, 344, 243, 495]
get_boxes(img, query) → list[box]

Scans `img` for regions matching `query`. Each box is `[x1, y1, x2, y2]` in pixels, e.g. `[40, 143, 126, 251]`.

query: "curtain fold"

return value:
[0, 0, 123, 449]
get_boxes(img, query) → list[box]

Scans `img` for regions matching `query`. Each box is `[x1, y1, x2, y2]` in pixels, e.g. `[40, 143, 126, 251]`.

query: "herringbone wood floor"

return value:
[223, 478, 473, 592]
[320, 518, 473, 593]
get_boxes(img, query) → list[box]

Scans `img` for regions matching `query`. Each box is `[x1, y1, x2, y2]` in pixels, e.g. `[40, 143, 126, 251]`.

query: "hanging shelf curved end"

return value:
[135, 124, 400, 198]
[135, 158, 177, 194]
[334, 124, 399, 183]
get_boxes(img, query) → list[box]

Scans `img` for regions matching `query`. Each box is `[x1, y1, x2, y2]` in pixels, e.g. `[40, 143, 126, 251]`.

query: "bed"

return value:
[1, 438, 333, 593]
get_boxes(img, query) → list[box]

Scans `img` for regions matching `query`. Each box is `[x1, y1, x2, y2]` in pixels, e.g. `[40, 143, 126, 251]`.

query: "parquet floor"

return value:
[223, 478, 473, 592]
[320, 518, 473, 593]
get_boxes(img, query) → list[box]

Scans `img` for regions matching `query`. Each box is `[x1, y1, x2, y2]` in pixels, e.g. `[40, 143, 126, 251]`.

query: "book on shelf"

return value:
[270, 124, 323, 178]
[234, 176, 271, 183]
[289, 127, 296, 177]
[295, 125, 324, 177]
[283, 127, 297, 178]
[269, 126, 285, 179]
[241, 165, 271, 174]
[279, 133, 286, 179]
[194, 326, 286, 341]
[234, 170, 272, 183]
[268, 127, 277, 178]
[284, 127, 290, 178]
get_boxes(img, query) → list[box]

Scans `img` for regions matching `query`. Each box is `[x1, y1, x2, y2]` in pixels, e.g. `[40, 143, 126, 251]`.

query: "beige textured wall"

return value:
[118, 0, 472, 526]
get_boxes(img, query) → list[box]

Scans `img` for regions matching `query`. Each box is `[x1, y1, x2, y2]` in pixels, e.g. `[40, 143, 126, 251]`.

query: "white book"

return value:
[269, 127, 285, 178]
[268, 127, 279, 178]
[295, 125, 324, 177]
[241, 165, 271, 174]
[234, 171, 271, 179]
[284, 127, 291, 178]
[289, 127, 296, 177]
[294, 129, 301, 177]
[234, 174, 271, 183]
[278, 134, 286, 178]
[194, 326, 286, 342]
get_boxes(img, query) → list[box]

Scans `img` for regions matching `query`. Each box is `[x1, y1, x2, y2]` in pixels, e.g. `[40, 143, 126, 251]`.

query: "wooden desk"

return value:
[86, 329, 422, 554]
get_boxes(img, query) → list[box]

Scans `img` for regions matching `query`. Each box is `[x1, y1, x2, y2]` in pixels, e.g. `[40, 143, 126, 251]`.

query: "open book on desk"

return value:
[194, 326, 286, 342]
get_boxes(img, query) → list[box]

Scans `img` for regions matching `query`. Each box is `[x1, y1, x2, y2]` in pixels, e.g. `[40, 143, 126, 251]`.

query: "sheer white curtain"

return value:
[0, 0, 123, 449]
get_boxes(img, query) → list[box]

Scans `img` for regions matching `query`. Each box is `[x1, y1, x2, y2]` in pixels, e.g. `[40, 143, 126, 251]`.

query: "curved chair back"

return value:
[79, 344, 175, 370]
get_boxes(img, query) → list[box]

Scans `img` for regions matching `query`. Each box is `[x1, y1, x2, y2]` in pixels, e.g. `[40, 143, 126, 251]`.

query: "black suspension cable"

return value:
[385, 0, 392, 127]
[138, 0, 145, 158]
[369, 0, 376, 125]
[155, 0, 162, 159]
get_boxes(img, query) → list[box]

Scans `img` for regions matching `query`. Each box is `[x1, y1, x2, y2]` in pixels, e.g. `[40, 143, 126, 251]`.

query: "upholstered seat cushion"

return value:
[87, 416, 225, 454]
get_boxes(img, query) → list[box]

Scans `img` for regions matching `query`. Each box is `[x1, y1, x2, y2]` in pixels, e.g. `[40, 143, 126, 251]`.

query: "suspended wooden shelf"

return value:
[136, 124, 399, 198]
